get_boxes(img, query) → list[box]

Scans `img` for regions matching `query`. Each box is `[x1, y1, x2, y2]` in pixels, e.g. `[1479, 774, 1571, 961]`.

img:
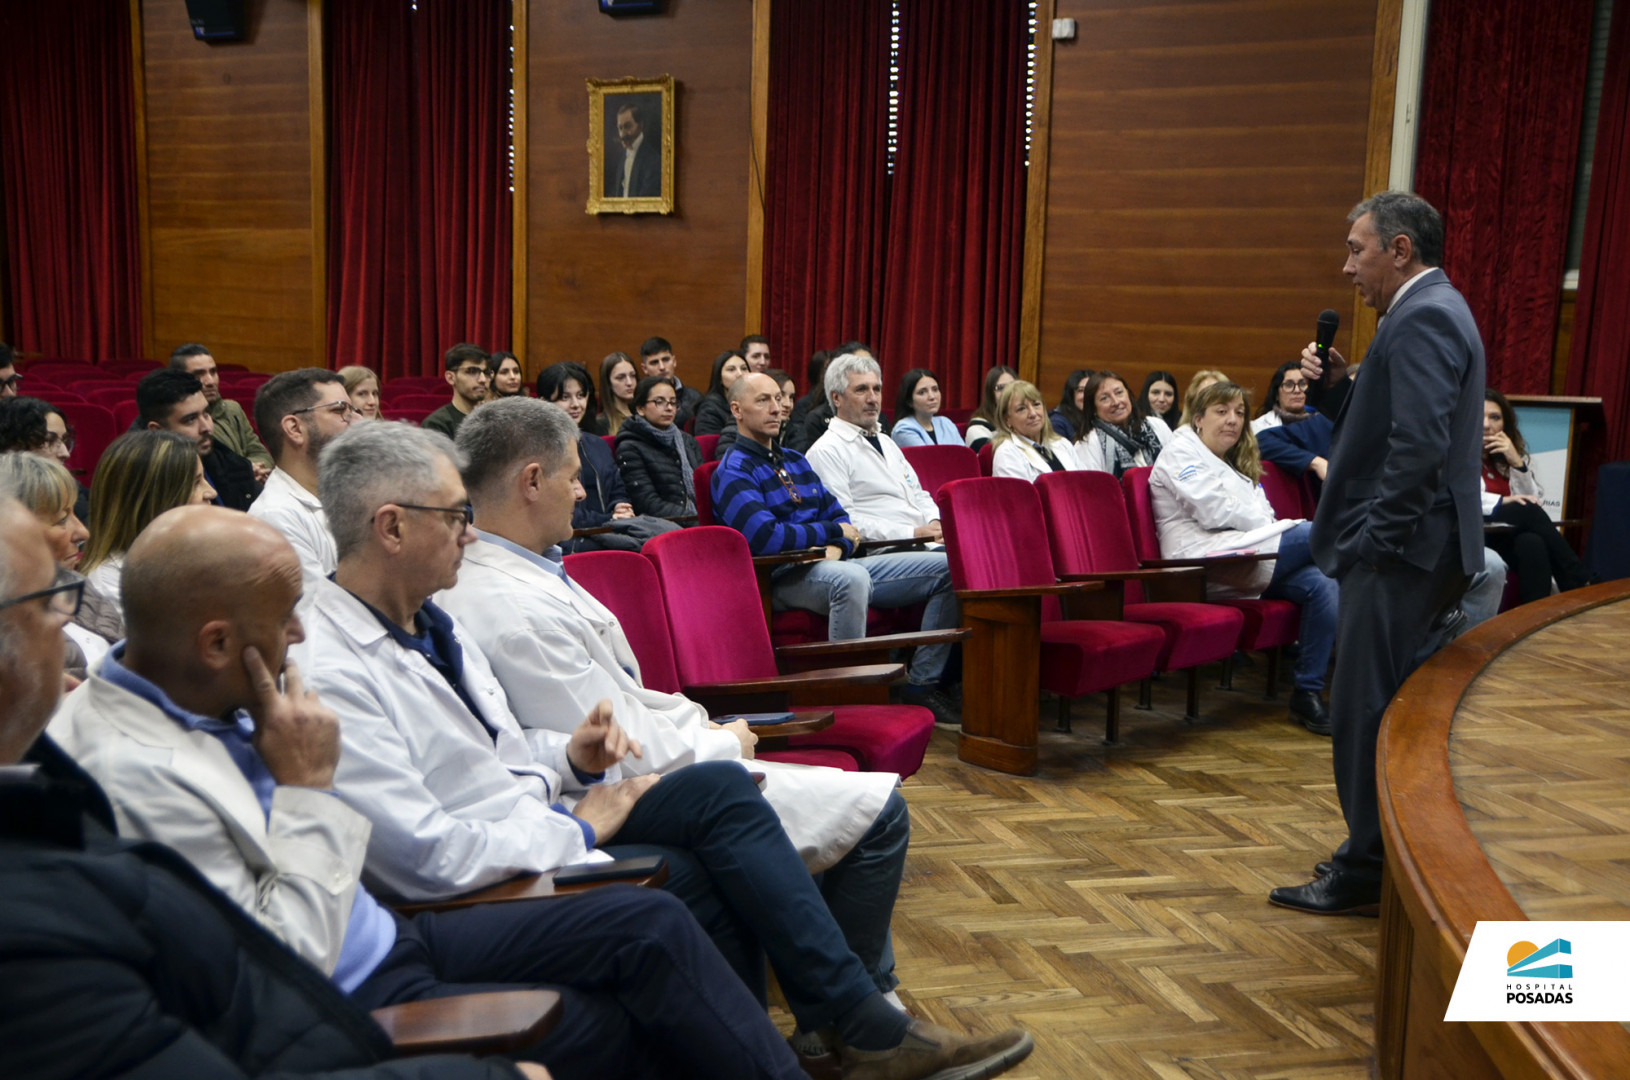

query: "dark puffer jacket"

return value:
[691, 393, 733, 438]
[0, 738, 513, 1080]
[615, 415, 703, 518]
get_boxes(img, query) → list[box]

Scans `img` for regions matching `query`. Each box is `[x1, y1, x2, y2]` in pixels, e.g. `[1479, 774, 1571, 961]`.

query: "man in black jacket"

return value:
[638, 336, 700, 431]
[137, 368, 262, 511]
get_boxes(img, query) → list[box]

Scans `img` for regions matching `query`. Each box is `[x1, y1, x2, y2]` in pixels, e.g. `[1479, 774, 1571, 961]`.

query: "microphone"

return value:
[1315, 309, 1340, 362]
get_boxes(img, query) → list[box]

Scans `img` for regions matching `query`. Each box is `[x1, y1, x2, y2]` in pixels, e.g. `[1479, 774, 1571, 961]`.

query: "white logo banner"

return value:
[1446, 921, 1630, 1021]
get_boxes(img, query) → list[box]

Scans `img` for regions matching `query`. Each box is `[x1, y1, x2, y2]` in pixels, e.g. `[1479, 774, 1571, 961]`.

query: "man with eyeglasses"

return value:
[249, 368, 360, 579]
[422, 343, 492, 441]
[171, 343, 275, 483]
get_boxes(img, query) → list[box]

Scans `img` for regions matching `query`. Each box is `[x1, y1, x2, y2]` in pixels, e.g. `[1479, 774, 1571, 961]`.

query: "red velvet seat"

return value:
[695, 433, 720, 460]
[113, 399, 141, 431]
[976, 443, 994, 476]
[643, 527, 934, 777]
[1259, 460, 1316, 520]
[936, 477, 1165, 756]
[1120, 467, 1299, 697]
[24, 360, 96, 382]
[101, 359, 159, 377]
[1036, 470, 1243, 719]
[380, 376, 450, 398]
[899, 444, 979, 499]
[28, 387, 87, 406]
[84, 385, 135, 409]
[54, 402, 118, 484]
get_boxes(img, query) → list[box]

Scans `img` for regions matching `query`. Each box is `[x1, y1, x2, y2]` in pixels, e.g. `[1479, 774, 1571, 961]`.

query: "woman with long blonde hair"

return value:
[989, 379, 1084, 481]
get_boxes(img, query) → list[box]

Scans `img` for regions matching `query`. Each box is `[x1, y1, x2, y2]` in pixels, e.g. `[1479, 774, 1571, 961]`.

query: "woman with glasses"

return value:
[614, 375, 705, 519]
[0, 396, 87, 522]
[1251, 361, 1315, 434]
[80, 431, 217, 619]
[0, 451, 113, 678]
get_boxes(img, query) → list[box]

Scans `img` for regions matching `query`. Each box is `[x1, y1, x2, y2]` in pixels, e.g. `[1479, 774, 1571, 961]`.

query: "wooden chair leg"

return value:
[1185, 667, 1200, 722]
[1103, 685, 1121, 745]
[1264, 646, 1282, 699]
[1055, 695, 1072, 732]
[1136, 677, 1153, 710]
[1219, 652, 1237, 690]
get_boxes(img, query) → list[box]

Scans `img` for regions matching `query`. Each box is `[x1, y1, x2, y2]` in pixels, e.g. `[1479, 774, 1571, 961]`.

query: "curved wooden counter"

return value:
[1376, 579, 1630, 1079]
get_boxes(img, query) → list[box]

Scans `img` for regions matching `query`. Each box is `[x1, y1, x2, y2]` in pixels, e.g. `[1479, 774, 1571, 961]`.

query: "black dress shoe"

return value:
[1268, 870, 1380, 916]
[1289, 689, 1331, 735]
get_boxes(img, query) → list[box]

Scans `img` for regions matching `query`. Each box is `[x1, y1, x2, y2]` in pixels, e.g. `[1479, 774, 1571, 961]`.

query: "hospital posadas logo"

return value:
[1505, 939, 1573, 1005]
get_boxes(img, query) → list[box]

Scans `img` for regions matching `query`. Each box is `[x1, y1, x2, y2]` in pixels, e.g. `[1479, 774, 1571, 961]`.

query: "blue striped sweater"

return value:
[711, 438, 855, 556]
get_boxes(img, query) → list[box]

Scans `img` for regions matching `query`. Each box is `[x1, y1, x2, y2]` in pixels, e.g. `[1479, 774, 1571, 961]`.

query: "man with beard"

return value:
[249, 368, 360, 578]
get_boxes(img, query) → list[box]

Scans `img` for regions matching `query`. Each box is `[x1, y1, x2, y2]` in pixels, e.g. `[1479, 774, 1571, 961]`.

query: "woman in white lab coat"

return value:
[1076, 370, 1172, 477]
[989, 380, 1085, 482]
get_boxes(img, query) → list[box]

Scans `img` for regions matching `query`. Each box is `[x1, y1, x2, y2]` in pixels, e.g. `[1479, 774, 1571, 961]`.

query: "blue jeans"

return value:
[771, 550, 959, 685]
[1262, 521, 1338, 693]
[1460, 547, 1508, 630]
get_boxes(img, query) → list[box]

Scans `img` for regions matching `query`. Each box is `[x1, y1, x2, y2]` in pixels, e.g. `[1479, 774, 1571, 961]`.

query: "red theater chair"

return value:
[976, 443, 994, 476]
[54, 402, 119, 483]
[900, 444, 979, 500]
[84, 385, 135, 410]
[1036, 471, 1243, 721]
[1259, 460, 1317, 521]
[695, 433, 720, 460]
[935, 477, 1165, 769]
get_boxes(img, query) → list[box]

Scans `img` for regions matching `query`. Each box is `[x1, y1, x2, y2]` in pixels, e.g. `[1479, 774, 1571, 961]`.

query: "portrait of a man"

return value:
[604, 93, 662, 199]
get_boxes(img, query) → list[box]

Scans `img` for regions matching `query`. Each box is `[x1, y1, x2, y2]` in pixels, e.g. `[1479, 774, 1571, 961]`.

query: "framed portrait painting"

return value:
[586, 75, 674, 215]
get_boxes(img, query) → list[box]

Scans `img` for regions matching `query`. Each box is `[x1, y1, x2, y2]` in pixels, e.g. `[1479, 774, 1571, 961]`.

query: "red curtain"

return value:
[328, 0, 512, 379]
[1567, 1, 1630, 461]
[0, 1, 142, 361]
[1413, 0, 1596, 394]
[760, 0, 893, 391]
[877, 0, 1027, 409]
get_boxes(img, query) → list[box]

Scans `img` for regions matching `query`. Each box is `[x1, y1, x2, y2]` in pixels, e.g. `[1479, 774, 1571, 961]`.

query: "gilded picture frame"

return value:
[586, 75, 675, 215]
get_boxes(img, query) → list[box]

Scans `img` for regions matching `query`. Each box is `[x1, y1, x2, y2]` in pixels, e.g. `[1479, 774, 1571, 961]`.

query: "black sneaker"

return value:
[1289, 689, 1331, 735]
[900, 685, 961, 726]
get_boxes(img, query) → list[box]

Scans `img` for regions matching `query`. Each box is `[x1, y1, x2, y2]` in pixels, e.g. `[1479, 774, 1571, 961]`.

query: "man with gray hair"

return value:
[248, 368, 360, 577]
[299, 418, 1032, 1080]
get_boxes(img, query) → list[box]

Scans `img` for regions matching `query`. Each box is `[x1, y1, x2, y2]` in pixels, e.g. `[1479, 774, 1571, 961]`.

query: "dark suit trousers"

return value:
[1330, 531, 1470, 881]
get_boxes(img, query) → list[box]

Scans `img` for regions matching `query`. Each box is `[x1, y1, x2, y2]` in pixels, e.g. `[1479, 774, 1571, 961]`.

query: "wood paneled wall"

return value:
[137, 0, 322, 373]
[1033, 0, 1379, 410]
[524, 1, 755, 388]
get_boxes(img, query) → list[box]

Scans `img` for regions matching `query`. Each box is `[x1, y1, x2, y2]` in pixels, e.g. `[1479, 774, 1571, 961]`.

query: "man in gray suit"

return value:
[1269, 192, 1485, 917]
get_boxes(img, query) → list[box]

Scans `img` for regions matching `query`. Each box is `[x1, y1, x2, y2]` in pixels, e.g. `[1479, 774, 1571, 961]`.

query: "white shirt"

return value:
[620, 132, 645, 197]
[248, 467, 339, 578]
[1076, 415, 1173, 474]
[85, 555, 125, 620]
[1379, 265, 1436, 320]
[805, 417, 938, 541]
[990, 434, 1084, 483]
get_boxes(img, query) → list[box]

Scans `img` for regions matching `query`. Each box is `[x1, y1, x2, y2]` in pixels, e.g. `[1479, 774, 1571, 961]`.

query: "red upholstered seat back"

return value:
[562, 550, 683, 694]
[1037, 470, 1147, 603]
[935, 477, 1055, 593]
[1119, 467, 1162, 563]
[976, 443, 995, 476]
[691, 460, 720, 525]
[54, 402, 118, 484]
[643, 526, 780, 685]
[1259, 460, 1311, 520]
[900, 444, 979, 499]
[113, 399, 141, 431]
[695, 433, 720, 460]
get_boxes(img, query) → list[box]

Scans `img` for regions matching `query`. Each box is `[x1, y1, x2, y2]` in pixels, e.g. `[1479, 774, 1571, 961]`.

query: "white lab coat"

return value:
[437, 538, 897, 874]
[49, 672, 372, 975]
[805, 418, 938, 541]
[248, 467, 339, 578]
[990, 434, 1084, 482]
[1149, 426, 1293, 599]
[294, 576, 616, 902]
[1076, 416, 1173, 474]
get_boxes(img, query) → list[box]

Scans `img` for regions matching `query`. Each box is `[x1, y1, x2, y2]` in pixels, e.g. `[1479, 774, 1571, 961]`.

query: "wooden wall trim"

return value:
[511, 0, 528, 359]
[744, 0, 771, 336]
[130, 0, 153, 361]
[308, 0, 327, 367]
[1353, 0, 1404, 363]
[1016, 0, 1056, 386]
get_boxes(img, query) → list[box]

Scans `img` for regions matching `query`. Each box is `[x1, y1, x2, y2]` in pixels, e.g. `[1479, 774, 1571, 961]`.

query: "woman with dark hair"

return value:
[1048, 369, 1093, 441]
[692, 350, 749, 437]
[963, 365, 1018, 453]
[1250, 361, 1314, 434]
[615, 375, 704, 518]
[1078, 370, 1172, 476]
[890, 369, 960, 447]
[537, 361, 607, 435]
[1482, 388, 1594, 603]
[487, 351, 527, 399]
[597, 351, 639, 436]
[0, 395, 87, 521]
[1138, 370, 1179, 427]
[787, 350, 831, 441]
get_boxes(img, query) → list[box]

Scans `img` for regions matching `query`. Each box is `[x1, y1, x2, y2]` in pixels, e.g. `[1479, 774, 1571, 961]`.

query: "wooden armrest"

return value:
[391, 863, 671, 915]
[775, 627, 969, 660]
[373, 989, 562, 1056]
[685, 662, 905, 697]
[953, 581, 1104, 602]
[753, 548, 828, 567]
[1058, 567, 1205, 583]
[1141, 552, 1279, 568]
[573, 525, 616, 537]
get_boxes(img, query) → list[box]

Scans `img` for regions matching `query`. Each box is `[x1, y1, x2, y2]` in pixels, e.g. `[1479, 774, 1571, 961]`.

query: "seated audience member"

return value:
[788, 349, 831, 444]
[440, 399, 910, 1008]
[1482, 388, 1595, 603]
[338, 364, 382, 419]
[1139, 370, 1180, 428]
[299, 421, 1031, 1080]
[639, 336, 701, 430]
[488, 351, 528, 399]
[714, 373, 961, 722]
[963, 364, 1018, 452]
[1177, 368, 1232, 427]
[693, 350, 749, 437]
[597, 352, 639, 436]
[80, 431, 217, 616]
[890, 368, 961, 447]
[538, 360, 607, 436]
[1049, 369, 1093, 441]
[1150, 381, 1337, 734]
[1078, 370, 1173, 477]
[990, 380, 1084, 480]
[715, 368, 796, 460]
[0, 501, 548, 1080]
[0, 340, 16, 397]
[249, 368, 359, 577]
[171, 343, 274, 482]
[1251, 361, 1315, 435]
[791, 341, 875, 452]
[614, 375, 704, 518]
[741, 333, 773, 373]
[48, 505, 810, 1080]
[0, 453, 119, 677]
[422, 342, 492, 439]
[0, 395, 87, 521]
[137, 368, 261, 511]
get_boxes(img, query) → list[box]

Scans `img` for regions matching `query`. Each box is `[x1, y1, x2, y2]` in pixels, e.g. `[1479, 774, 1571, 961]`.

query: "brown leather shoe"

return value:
[839, 1019, 1035, 1080]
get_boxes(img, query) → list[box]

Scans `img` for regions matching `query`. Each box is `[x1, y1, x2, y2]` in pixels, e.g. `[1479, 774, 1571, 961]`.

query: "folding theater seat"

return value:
[899, 444, 979, 500]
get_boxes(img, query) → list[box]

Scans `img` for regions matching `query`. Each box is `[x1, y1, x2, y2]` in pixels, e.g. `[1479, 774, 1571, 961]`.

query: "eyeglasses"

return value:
[1280, 381, 1310, 392]
[455, 367, 491, 379]
[0, 373, 21, 391]
[0, 567, 85, 618]
[40, 428, 76, 453]
[772, 466, 803, 506]
[389, 502, 475, 528]
[292, 399, 360, 420]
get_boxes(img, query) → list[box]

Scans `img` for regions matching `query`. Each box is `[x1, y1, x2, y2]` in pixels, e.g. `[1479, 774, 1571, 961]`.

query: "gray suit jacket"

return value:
[1310, 268, 1486, 579]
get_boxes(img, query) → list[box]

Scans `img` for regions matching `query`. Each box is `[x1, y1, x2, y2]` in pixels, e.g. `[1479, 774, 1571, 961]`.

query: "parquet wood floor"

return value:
[883, 668, 1379, 1079]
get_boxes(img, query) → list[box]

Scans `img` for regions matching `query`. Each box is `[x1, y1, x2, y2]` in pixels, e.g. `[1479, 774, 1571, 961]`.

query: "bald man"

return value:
[48, 506, 817, 1080]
